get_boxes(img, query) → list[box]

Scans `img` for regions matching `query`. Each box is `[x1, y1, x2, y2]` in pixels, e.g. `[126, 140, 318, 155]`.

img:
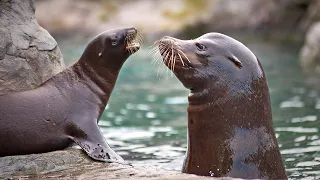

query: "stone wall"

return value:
[0, 0, 64, 94]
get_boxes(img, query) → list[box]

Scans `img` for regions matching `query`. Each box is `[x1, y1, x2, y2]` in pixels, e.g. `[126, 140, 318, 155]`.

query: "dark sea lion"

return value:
[154, 33, 287, 179]
[0, 27, 141, 163]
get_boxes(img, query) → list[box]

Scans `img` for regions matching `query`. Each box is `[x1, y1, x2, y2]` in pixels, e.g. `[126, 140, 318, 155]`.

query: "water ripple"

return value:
[164, 97, 187, 105]
[280, 96, 305, 108]
[275, 127, 318, 133]
[291, 116, 317, 123]
[281, 146, 320, 154]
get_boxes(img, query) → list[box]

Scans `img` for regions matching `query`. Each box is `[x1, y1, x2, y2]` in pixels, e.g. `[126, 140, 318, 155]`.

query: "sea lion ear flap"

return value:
[228, 56, 242, 69]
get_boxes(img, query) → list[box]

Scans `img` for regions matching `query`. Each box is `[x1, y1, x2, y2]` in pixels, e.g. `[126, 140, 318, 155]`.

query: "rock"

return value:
[176, 0, 317, 40]
[0, 148, 229, 180]
[300, 22, 320, 74]
[0, 0, 64, 94]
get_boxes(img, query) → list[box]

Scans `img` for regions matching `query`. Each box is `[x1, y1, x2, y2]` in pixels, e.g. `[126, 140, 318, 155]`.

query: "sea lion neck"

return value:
[187, 81, 228, 106]
[40, 61, 120, 117]
[184, 77, 280, 178]
[74, 60, 119, 101]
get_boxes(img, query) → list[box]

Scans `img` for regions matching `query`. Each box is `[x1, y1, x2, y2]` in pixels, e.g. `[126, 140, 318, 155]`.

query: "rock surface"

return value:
[35, 0, 210, 41]
[0, 0, 64, 94]
[299, 0, 320, 74]
[0, 148, 230, 180]
[300, 22, 320, 74]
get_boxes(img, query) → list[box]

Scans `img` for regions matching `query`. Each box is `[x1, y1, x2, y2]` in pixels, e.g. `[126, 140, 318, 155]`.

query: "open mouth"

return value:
[125, 29, 142, 54]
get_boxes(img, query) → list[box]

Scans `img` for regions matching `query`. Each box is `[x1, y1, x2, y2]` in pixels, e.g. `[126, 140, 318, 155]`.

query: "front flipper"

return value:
[65, 121, 124, 163]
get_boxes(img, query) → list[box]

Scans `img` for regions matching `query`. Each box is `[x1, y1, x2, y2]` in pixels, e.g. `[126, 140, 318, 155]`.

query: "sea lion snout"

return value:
[125, 27, 141, 54]
[156, 37, 194, 70]
[101, 27, 141, 53]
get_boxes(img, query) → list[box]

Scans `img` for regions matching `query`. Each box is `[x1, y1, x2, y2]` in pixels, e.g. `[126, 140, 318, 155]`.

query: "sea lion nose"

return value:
[126, 27, 137, 34]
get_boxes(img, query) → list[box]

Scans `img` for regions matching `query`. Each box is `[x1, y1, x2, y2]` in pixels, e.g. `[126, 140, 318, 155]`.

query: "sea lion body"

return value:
[0, 27, 141, 162]
[156, 33, 287, 179]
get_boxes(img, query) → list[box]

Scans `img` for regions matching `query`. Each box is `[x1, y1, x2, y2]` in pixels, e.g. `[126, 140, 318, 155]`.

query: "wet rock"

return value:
[300, 22, 320, 74]
[0, 148, 223, 180]
[0, 0, 64, 94]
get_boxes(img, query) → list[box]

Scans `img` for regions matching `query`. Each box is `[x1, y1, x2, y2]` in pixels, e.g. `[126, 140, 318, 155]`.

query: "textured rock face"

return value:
[0, 0, 64, 94]
[0, 148, 220, 180]
[299, 0, 320, 74]
[300, 22, 320, 74]
[202, 0, 315, 32]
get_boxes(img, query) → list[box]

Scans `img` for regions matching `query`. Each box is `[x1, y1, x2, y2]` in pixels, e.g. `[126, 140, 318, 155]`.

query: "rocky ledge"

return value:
[0, 148, 233, 180]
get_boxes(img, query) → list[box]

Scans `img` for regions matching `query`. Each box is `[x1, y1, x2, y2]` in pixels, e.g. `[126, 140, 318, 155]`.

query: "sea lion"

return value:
[0, 27, 141, 163]
[154, 33, 287, 179]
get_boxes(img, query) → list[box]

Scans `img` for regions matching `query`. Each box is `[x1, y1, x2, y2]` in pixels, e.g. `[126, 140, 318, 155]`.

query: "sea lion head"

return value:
[80, 27, 141, 70]
[157, 33, 264, 98]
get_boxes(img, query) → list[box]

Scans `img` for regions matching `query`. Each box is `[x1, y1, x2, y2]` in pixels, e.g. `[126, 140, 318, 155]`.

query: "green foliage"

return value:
[162, 0, 209, 21]
[99, 1, 119, 22]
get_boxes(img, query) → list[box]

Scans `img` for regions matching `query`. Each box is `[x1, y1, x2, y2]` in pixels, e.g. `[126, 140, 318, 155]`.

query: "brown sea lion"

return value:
[154, 33, 287, 179]
[0, 27, 141, 163]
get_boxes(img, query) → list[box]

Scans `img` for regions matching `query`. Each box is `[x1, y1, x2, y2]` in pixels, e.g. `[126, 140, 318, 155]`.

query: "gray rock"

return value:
[0, 148, 227, 180]
[0, 0, 64, 94]
[300, 22, 320, 74]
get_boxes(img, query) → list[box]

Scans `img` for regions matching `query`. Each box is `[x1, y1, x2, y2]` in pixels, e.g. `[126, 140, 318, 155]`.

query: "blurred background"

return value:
[35, 0, 320, 179]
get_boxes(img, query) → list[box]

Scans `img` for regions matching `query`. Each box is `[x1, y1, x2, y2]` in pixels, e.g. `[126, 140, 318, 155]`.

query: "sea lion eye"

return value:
[196, 43, 206, 51]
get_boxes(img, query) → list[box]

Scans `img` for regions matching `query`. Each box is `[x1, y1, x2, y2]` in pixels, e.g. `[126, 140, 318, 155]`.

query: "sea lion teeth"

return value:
[126, 42, 140, 49]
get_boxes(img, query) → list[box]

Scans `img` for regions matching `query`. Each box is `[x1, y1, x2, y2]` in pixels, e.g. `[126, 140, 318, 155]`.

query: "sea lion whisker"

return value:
[170, 50, 175, 77]
[155, 55, 164, 65]
[151, 51, 160, 60]
[176, 49, 191, 63]
[137, 35, 144, 45]
[126, 38, 133, 54]
[148, 46, 158, 55]
[151, 41, 160, 48]
[137, 32, 144, 42]
[154, 47, 170, 79]
[159, 44, 167, 53]
[171, 46, 175, 72]
[157, 56, 167, 79]
[172, 50, 177, 74]
[163, 47, 171, 63]
[150, 51, 162, 65]
[149, 56, 163, 76]
[177, 52, 185, 66]
[160, 47, 169, 57]
[148, 48, 161, 60]
[149, 50, 163, 75]
[166, 48, 172, 69]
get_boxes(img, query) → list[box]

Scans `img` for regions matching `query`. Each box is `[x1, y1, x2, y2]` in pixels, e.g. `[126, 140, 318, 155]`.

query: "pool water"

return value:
[59, 36, 320, 179]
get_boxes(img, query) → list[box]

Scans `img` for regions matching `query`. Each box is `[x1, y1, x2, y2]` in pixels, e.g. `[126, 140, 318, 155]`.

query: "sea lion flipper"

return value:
[67, 121, 124, 163]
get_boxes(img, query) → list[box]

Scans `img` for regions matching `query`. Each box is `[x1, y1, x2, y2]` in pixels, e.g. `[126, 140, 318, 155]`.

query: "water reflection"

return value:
[60, 38, 320, 179]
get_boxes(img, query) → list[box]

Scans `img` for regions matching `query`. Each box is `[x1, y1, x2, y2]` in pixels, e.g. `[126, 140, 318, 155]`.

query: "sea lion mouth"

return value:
[152, 37, 192, 72]
[125, 29, 142, 54]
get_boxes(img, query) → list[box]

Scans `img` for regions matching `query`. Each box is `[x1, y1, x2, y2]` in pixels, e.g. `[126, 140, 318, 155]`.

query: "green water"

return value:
[58, 36, 320, 179]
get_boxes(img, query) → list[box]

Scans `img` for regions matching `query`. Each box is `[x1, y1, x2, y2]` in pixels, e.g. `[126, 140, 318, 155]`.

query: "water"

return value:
[58, 36, 320, 179]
